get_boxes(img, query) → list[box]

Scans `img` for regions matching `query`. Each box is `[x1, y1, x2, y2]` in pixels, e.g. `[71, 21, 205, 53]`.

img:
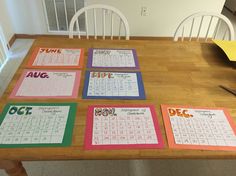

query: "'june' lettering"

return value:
[40, 48, 61, 53]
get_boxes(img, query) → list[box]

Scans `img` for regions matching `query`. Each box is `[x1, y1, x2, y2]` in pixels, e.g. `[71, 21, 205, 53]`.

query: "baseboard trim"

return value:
[14, 34, 173, 41]
[7, 34, 16, 48]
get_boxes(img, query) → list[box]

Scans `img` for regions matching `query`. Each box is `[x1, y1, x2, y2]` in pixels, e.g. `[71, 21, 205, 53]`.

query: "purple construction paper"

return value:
[82, 71, 146, 100]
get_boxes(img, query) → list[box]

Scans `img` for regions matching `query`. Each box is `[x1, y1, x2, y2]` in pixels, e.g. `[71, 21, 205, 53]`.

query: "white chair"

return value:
[69, 4, 130, 40]
[173, 12, 235, 42]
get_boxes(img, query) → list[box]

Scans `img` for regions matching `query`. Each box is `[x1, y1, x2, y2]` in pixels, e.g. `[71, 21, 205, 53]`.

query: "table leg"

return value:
[0, 160, 27, 176]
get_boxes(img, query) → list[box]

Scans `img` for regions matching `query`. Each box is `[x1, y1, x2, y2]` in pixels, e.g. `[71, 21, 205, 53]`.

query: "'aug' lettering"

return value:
[26, 72, 49, 78]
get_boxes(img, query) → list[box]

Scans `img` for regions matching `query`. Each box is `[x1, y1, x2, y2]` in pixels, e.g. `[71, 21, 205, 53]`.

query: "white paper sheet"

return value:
[33, 48, 81, 66]
[169, 108, 236, 146]
[92, 49, 136, 67]
[92, 107, 158, 145]
[16, 71, 76, 97]
[87, 72, 139, 97]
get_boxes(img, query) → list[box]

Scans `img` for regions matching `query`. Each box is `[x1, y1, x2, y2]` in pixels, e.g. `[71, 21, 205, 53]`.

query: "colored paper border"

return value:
[84, 105, 164, 150]
[0, 102, 77, 148]
[161, 104, 236, 151]
[82, 71, 146, 99]
[87, 48, 140, 69]
[9, 69, 81, 99]
[27, 47, 84, 69]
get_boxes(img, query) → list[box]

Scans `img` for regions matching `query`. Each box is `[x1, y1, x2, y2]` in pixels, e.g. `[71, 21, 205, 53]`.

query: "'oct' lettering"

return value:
[168, 108, 193, 118]
[8, 106, 32, 115]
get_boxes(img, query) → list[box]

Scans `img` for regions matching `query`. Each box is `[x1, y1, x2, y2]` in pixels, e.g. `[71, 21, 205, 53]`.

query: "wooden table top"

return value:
[0, 37, 236, 160]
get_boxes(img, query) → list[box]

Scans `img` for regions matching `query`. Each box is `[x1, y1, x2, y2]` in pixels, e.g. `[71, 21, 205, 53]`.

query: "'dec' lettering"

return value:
[8, 106, 32, 115]
[168, 108, 193, 118]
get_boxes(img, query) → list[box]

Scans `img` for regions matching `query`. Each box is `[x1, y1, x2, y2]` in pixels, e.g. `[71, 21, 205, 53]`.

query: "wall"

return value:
[87, 0, 226, 36]
[6, 0, 48, 35]
[6, 0, 226, 37]
[225, 0, 236, 12]
[0, 0, 14, 42]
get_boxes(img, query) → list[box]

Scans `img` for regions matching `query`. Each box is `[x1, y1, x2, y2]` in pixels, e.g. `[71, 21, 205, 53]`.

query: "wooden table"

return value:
[0, 37, 236, 175]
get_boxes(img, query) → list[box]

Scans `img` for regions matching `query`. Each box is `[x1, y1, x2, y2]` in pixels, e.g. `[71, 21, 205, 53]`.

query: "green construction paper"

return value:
[0, 102, 77, 148]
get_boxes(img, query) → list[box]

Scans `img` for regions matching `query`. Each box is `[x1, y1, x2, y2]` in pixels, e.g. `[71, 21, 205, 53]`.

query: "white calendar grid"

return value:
[92, 49, 135, 67]
[33, 49, 81, 66]
[169, 109, 236, 147]
[92, 108, 158, 145]
[16, 72, 76, 97]
[87, 72, 139, 97]
[0, 106, 70, 144]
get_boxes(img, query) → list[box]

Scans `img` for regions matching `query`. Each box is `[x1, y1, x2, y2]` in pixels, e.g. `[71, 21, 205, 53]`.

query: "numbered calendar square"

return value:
[87, 48, 139, 69]
[27, 47, 84, 69]
[161, 105, 236, 151]
[84, 105, 164, 150]
[0, 103, 76, 148]
[83, 71, 146, 99]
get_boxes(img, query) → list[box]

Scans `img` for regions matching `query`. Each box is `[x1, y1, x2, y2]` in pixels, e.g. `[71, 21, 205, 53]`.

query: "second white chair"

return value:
[69, 4, 130, 40]
[173, 12, 235, 42]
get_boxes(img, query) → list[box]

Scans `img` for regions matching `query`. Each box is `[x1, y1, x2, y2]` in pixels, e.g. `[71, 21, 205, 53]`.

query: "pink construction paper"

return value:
[9, 69, 81, 99]
[84, 105, 164, 150]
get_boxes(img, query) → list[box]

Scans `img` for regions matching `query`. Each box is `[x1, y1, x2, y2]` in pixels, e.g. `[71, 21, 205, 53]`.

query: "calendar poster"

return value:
[10, 69, 81, 99]
[87, 48, 139, 69]
[83, 71, 146, 99]
[161, 105, 236, 151]
[84, 105, 164, 150]
[27, 47, 84, 69]
[0, 103, 76, 148]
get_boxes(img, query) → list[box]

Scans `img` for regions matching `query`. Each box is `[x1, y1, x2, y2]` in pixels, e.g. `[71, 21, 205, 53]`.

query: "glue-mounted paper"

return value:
[0, 103, 76, 148]
[82, 71, 146, 99]
[87, 48, 139, 69]
[84, 105, 164, 150]
[27, 47, 84, 68]
[161, 105, 236, 151]
[10, 69, 81, 99]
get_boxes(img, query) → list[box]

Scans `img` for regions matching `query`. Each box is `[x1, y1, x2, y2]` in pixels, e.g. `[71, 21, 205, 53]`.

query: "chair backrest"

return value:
[69, 4, 130, 40]
[173, 12, 235, 42]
